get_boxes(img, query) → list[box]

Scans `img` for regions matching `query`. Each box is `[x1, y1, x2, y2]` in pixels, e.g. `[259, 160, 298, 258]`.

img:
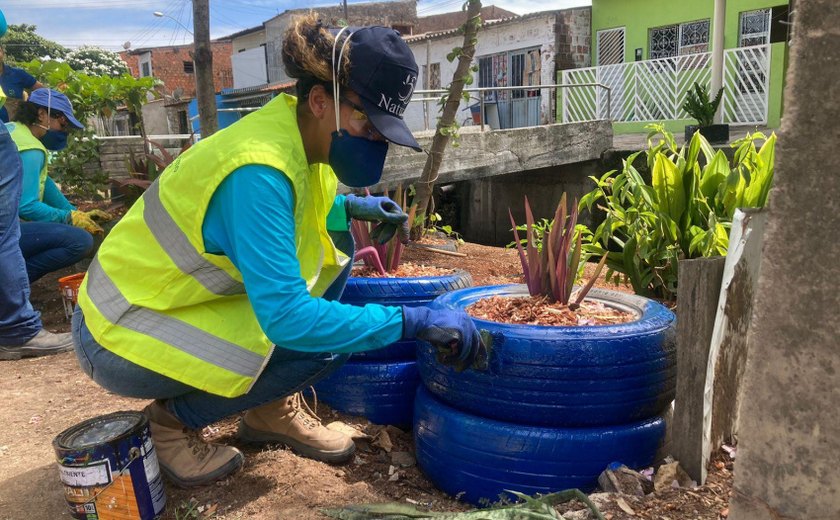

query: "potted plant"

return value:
[413, 193, 676, 504]
[313, 185, 472, 427]
[683, 82, 729, 144]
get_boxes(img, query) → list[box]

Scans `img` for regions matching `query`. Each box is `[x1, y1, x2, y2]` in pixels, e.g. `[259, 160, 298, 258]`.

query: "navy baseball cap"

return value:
[341, 27, 421, 152]
[28, 88, 84, 129]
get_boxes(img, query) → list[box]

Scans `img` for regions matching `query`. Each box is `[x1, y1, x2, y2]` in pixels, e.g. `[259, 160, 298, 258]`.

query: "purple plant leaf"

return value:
[565, 234, 583, 304]
[524, 197, 542, 295]
[354, 246, 387, 276]
[557, 200, 580, 302]
[350, 219, 373, 250]
[572, 253, 609, 309]
[509, 208, 533, 294]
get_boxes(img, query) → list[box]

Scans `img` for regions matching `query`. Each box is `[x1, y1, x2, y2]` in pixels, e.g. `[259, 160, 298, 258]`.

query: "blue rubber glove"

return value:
[346, 194, 409, 244]
[402, 306, 486, 372]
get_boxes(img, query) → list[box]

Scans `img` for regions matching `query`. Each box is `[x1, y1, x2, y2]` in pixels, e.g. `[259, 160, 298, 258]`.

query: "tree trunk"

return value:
[411, 0, 482, 232]
[193, 0, 218, 137]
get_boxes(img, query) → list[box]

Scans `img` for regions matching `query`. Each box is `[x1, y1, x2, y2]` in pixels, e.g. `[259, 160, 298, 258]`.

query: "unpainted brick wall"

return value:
[121, 41, 233, 99]
[554, 7, 591, 71]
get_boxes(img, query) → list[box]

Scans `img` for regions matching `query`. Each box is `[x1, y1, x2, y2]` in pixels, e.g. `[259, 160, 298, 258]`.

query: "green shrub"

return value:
[49, 130, 108, 199]
[580, 124, 776, 300]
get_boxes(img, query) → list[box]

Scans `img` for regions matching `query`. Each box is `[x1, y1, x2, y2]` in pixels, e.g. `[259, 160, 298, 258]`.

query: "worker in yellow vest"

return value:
[0, 9, 75, 359]
[72, 15, 484, 488]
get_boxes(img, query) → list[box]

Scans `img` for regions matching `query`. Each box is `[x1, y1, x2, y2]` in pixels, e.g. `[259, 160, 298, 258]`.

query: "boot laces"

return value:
[290, 389, 321, 430]
[183, 427, 212, 459]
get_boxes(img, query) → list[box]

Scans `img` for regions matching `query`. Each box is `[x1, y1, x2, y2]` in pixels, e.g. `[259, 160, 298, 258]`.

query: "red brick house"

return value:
[120, 40, 233, 99]
[119, 40, 233, 134]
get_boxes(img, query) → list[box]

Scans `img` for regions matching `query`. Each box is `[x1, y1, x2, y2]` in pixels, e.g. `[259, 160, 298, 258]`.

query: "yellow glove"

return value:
[86, 209, 113, 222]
[70, 210, 104, 235]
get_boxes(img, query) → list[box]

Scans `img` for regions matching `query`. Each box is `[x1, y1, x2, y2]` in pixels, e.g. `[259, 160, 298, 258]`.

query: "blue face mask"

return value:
[40, 129, 68, 151]
[328, 129, 388, 188]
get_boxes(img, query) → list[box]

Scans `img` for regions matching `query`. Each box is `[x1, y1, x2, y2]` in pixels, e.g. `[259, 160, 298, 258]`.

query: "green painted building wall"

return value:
[591, 0, 789, 62]
[581, 0, 789, 133]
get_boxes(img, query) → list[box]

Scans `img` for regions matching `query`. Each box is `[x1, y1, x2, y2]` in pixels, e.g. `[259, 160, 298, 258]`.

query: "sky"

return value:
[0, 0, 590, 52]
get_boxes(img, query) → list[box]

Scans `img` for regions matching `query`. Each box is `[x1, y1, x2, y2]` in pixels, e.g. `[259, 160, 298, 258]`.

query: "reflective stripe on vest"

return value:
[144, 181, 244, 296]
[85, 258, 265, 377]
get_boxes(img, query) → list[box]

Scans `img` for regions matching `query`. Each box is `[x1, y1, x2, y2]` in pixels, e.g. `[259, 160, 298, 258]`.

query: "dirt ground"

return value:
[0, 242, 732, 519]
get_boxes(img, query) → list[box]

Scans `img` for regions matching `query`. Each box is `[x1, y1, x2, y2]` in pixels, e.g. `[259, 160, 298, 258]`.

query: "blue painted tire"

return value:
[414, 386, 666, 506]
[313, 360, 419, 427]
[342, 270, 473, 360]
[418, 284, 676, 427]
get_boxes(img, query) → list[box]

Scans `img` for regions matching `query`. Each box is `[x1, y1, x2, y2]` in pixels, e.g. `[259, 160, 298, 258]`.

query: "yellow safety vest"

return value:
[78, 94, 348, 397]
[7, 122, 49, 200]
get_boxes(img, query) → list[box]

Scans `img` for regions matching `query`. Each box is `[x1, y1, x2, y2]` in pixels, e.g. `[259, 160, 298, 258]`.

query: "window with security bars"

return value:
[649, 20, 709, 59]
[478, 53, 509, 102]
[739, 8, 771, 47]
[650, 25, 678, 59]
[680, 20, 710, 55]
[596, 27, 625, 65]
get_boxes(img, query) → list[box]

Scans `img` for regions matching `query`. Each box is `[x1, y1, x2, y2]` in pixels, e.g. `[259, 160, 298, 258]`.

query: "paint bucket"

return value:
[53, 411, 166, 520]
[57, 272, 85, 320]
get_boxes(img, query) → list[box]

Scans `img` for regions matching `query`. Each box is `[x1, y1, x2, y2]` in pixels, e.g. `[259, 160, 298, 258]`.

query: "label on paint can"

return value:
[58, 462, 111, 487]
[54, 411, 167, 520]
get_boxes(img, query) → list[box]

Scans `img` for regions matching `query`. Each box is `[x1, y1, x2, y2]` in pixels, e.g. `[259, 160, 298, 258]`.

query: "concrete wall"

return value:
[729, 1, 840, 518]
[232, 47, 268, 88]
[140, 99, 172, 135]
[456, 160, 605, 246]
[369, 120, 612, 194]
[232, 29, 265, 53]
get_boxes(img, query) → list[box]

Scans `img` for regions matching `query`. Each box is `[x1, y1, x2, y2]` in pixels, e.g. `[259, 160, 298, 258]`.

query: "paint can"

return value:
[53, 411, 167, 520]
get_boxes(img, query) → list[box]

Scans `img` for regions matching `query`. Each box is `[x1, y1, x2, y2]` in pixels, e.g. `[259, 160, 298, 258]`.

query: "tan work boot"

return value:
[144, 400, 244, 488]
[0, 329, 74, 360]
[238, 392, 355, 464]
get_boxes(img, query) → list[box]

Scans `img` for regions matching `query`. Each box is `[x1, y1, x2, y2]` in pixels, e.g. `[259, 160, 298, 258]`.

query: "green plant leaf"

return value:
[652, 154, 686, 222]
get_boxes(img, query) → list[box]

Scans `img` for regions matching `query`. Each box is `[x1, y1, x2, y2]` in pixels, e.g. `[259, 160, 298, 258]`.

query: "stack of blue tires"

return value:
[414, 285, 678, 506]
[313, 270, 473, 427]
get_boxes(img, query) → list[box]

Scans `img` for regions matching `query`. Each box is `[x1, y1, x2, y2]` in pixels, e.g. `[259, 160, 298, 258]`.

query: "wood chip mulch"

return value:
[351, 262, 456, 278]
[467, 295, 635, 326]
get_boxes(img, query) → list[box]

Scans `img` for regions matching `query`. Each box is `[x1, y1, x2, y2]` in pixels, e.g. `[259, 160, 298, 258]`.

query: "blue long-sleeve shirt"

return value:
[201, 164, 402, 353]
[19, 148, 75, 222]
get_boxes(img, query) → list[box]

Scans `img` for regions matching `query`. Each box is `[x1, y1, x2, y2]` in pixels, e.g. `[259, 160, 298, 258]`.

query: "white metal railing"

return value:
[411, 83, 611, 132]
[560, 44, 771, 125]
[183, 85, 611, 136]
[722, 45, 771, 125]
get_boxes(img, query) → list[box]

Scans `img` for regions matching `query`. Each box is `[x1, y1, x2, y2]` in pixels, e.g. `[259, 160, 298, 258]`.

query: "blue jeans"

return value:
[0, 123, 41, 345]
[19, 221, 93, 283]
[71, 230, 355, 429]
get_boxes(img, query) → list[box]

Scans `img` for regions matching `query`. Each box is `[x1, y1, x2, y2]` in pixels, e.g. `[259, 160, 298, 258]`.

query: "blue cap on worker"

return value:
[28, 88, 85, 129]
[339, 26, 421, 152]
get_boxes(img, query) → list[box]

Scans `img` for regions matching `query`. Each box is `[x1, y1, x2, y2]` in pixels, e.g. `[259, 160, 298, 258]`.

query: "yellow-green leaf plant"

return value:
[579, 124, 776, 300]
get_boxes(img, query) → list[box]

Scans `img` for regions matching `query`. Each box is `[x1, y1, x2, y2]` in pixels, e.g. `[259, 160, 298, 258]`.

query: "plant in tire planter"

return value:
[683, 82, 729, 144]
[313, 187, 473, 426]
[414, 193, 675, 504]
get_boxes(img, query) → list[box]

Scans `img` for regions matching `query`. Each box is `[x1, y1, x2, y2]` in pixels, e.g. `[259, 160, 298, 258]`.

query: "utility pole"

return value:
[343, 0, 348, 22]
[193, 0, 218, 137]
